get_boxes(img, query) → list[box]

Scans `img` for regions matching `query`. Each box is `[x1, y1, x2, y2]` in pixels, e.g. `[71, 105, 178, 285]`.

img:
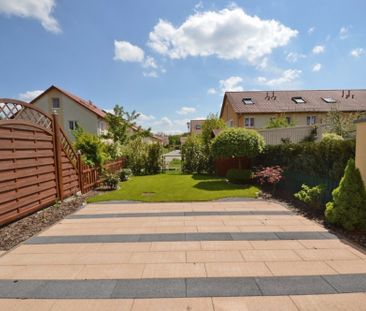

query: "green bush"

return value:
[104, 172, 119, 190]
[226, 169, 252, 184]
[212, 128, 265, 160]
[266, 115, 295, 128]
[294, 184, 326, 209]
[322, 132, 344, 142]
[181, 135, 207, 174]
[254, 139, 355, 181]
[73, 127, 107, 167]
[325, 159, 366, 231]
[146, 143, 163, 174]
[118, 168, 132, 181]
[123, 137, 147, 175]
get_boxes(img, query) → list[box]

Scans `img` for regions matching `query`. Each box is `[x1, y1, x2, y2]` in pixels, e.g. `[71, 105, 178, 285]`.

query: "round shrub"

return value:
[211, 128, 265, 159]
[322, 133, 344, 142]
[226, 169, 252, 184]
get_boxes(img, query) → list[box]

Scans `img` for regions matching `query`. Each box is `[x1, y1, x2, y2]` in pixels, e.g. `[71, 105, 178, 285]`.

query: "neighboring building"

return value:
[30, 85, 107, 140]
[355, 118, 366, 186]
[189, 119, 205, 134]
[220, 90, 366, 129]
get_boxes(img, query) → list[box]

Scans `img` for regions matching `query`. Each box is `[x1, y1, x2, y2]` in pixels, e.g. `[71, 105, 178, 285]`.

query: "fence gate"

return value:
[0, 98, 79, 225]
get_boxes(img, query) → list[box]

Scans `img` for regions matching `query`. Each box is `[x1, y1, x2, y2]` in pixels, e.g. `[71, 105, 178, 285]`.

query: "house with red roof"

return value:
[30, 85, 107, 140]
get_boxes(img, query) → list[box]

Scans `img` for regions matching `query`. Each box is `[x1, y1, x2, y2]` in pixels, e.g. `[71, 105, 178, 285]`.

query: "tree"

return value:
[325, 110, 363, 138]
[211, 128, 265, 169]
[103, 105, 141, 145]
[181, 135, 206, 174]
[201, 114, 227, 147]
[266, 115, 295, 129]
[325, 159, 366, 230]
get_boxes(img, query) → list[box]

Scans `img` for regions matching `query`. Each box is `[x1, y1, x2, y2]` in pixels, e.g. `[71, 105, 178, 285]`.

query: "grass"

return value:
[88, 172, 260, 203]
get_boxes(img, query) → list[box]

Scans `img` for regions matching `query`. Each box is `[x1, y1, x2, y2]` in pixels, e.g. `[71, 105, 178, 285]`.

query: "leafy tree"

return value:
[266, 115, 295, 129]
[211, 128, 265, 169]
[145, 143, 163, 174]
[325, 159, 366, 230]
[181, 135, 206, 174]
[325, 110, 363, 138]
[73, 127, 107, 167]
[123, 137, 147, 175]
[103, 105, 141, 145]
[168, 135, 181, 146]
[201, 114, 227, 147]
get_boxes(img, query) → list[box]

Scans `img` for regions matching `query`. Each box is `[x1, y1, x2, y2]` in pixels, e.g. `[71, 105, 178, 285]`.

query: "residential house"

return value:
[30, 85, 107, 141]
[220, 90, 366, 129]
[189, 119, 205, 134]
[355, 118, 366, 186]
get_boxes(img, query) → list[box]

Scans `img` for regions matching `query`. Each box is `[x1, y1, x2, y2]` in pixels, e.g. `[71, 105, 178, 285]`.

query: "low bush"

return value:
[325, 159, 366, 231]
[322, 133, 344, 142]
[226, 169, 252, 184]
[146, 143, 163, 174]
[119, 168, 132, 181]
[294, 184, 326, 209]
[253, 166, 283, 193]
[104, 172, 119, 190]
[181, 135, 207, 174]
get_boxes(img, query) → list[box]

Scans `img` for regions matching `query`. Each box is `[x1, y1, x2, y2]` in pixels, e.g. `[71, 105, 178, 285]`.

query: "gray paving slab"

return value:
[111, 279, 186, 298]
[186, 277, 261, 297]
[324, 274, 366, 293]
[139, 233, 186, 242]
[275, 231, 334, 240]
[256, 275, 337, 296]
[0, 280, 45, 298]
[186, 232, 233, 241]
[230, 232, 280, 241]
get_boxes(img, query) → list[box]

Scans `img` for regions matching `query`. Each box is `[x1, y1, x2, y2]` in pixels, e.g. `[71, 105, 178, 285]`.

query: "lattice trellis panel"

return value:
[0, 99, 52, 131]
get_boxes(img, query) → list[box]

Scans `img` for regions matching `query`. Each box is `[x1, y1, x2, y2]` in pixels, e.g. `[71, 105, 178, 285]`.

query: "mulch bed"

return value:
[0, 191, 97, 251]
[263, 188, 366, 250]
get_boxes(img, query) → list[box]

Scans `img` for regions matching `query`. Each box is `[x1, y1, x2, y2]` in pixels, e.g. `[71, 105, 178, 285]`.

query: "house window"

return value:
[68, 120, 79, 131]
[286, 116, 292, 124]
[307, 116, 316, 125]
[52, 98, 60, 109]
[227, 119, 234, 127]
[242, 97, 254, 105]
[98, 120, 105, 131]
[195, 124, 201, 130]
[292, 96, 306, 104]
[244, 117, 255, 128]
[322, 97, 337, 103]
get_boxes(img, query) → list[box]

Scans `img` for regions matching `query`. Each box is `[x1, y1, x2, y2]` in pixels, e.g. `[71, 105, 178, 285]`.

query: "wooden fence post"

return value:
[52, 112, 64, 201]
[77, 151, 84, 194]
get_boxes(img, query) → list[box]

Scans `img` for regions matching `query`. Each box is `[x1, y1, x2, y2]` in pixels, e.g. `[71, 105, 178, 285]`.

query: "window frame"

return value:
[68, 120, 79, 131]
[52, 97, 60, 109]
[306, 115, 316, 125]
[244, 117, 255, 128]
[242, 97, 254, 105]
[292, 96, 306, 104]
[322, 97, 337, 103]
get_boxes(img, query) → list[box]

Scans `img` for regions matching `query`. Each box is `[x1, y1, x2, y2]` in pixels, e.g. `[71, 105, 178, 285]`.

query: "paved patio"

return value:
[1, 200, 366, 310]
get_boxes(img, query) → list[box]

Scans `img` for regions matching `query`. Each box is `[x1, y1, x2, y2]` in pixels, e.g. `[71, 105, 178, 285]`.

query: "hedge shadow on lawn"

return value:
[193, 180, 252, 192]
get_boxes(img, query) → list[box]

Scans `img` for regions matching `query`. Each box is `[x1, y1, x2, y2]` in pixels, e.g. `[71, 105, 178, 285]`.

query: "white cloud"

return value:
[339, 26, 349, 40]
[176, 106, 196, 115]
[143, 71, 158, 78]
[312, 63, 322, 72]
[18, 90, 44, 102]
[137, 113, 155, 122]
[257, 69, 301, 87]
[0, 0, 61, 33]
[312, 45, 325, 54]
[114, 40, 145, 62]
[143, 56, 157, 69]
[286, 52, 306, 63]
[194, 1, 203, 11]
[148, 6, 297, 65]
[350, 48, 365, 58]
[308, 26, 315, 34]
[207, 88, 216, 95]
[219, 76, 244, 94]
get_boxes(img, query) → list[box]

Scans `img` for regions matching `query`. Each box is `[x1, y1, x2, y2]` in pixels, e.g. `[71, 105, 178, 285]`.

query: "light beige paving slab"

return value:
[240, 249, 302, 262]
[196, 226, 240, 232]
[142, 263, 206, 278]
[99, 242, 152, 253]
[239, 225, 284, 232]
[200, 241, 253, 251]
[150, 241, 201, 251]
[0, 299, 55, 311]
[187, 250, 244, 263]
[132, 298, 214, 311]
[295, 249, 360, 261]
[76, 264, 145, 279]
[250, 240, 305, 250]
[129, 251, 186, 263]
[0, 253, 79, 266]
[8, 264, 84, 279]
[325, 259, 366, 274]
[298, 239, 350, 249]
[266, 261, 338, 276]
[213, 296, 298, 311]
[11, 243, 102, 254]
[205, 262, 272, 277]
[51, 299, 134, 311]
[291, 293, 366, 311]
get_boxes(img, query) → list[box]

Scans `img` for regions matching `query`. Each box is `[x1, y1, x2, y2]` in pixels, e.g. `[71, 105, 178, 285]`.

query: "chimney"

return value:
[342, 90, 344, 97]
[271, 91, 275, 99]
[352, 94, 355, 99]
[346, 90, 351, 98]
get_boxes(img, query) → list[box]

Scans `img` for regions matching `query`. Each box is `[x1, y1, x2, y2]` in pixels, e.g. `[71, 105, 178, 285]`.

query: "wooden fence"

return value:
[0, 98, 123, 226]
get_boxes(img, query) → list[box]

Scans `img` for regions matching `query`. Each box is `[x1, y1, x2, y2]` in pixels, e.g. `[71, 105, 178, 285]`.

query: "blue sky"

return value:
[1, 0, 366, 133]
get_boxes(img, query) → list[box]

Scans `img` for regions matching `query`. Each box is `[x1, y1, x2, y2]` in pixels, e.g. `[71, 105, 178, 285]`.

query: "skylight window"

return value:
[322, 97, 337, 103]
[242, 97, 254, 105]
[292, 96, 306, 104]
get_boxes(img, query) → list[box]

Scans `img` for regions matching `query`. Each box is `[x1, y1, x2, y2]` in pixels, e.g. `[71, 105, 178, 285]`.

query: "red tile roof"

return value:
[30, 85, 106, 119]
[221, 89, 366, 116]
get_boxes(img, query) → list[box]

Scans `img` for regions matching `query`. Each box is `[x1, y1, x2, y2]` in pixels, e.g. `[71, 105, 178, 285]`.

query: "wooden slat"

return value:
[0, 149, 54, 160]
[0, 173, 56, 193]
[0, 165, 55, 182]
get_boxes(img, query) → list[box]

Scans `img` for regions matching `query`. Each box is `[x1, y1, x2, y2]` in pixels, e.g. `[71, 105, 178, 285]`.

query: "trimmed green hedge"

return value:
[254, 139, 355, 181]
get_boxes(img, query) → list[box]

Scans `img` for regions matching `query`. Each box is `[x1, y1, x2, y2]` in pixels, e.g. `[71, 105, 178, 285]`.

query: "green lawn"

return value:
[88, 173, 260, 203]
